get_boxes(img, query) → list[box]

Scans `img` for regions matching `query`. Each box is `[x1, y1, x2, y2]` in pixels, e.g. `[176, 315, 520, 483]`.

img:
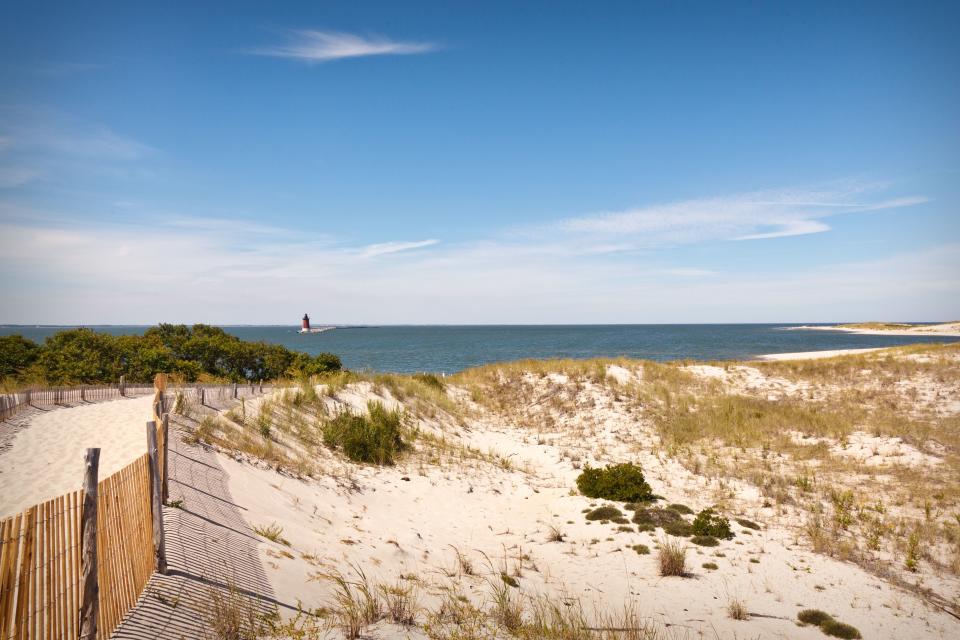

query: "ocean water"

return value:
[2, 324, 957, 374]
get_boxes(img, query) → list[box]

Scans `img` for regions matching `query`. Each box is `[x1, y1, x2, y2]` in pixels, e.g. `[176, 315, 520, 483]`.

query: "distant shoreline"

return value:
[788, 321, 960, 337]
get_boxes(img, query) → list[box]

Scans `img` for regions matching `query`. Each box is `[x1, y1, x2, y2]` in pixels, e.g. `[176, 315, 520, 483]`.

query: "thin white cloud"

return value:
[736, 219, 831, 241]
[251, 30, 437, 63]
[557, 182, 928, 246]
[1, 217, 956, 324]
[360, 239, 439, 258]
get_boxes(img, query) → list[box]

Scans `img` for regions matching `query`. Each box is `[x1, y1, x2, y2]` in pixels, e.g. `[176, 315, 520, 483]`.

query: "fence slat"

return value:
[0, 515, 18, 637]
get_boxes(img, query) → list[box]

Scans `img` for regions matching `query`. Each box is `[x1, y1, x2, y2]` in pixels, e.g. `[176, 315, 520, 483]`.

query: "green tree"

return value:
[0, 334, 40, 378]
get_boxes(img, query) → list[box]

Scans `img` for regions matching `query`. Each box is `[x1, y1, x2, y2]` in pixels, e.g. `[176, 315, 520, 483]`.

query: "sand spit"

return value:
[790, 321, 960, 337]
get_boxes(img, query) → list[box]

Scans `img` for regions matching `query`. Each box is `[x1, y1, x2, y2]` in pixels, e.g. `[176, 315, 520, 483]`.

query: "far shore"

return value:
[789, 321, 960, 337]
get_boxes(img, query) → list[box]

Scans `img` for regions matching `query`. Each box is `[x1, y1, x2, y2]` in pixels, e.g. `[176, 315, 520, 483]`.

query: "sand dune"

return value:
[3, 347, 959, 638]
[0, 396, 152, 519]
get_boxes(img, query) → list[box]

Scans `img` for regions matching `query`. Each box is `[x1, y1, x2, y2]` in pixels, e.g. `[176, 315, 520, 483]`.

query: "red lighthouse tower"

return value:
[302, 313, 311, 331]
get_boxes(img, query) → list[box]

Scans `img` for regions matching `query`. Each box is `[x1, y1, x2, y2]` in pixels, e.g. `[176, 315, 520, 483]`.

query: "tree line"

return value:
[0, 324, 342, 385]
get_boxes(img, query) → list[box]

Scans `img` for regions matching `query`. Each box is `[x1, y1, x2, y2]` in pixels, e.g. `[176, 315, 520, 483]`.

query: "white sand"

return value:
[220, 381, 959, 639]
[757, 347, 884, 361]
[4, 371, 958, 638]
[0, 396, 152, 518]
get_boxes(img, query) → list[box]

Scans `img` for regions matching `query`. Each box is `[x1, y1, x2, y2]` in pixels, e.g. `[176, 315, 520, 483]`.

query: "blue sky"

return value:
[1, 0, 958, 324]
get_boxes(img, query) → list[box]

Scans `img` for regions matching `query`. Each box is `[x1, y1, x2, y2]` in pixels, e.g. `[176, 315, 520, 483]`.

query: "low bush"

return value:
[796, 609, 861, 639]
[690, 535, 719, 547]
[585, 506, 623, 521]
[667, 503, 694, 515]
[797, 609, 834, 625]
[663, 520, 693, 537]
[632, 507, 682, 527]
[323, 402, 406, 465]
[632, 544, 650, 555]
[691, 508, 733, 539]
[820, 620, 862, 639]
[576, 463, 653, 502]
[702, 561, 718, 570]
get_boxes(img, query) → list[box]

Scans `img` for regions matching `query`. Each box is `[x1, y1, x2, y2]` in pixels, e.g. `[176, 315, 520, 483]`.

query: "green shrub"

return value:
[663, 520, 693, 537]
[820, 620, 862, 639]
[0, 324, 343, 386]
[632, 507, 681, 528]
[667, 503, 694, 515]
[691, 508, 733, 539]
[690, 535, 719, 547]
[797, 609, 833, 626]
[576, 463, 653, 502]
[585, 506, 622, 521]
[322, 402, 405, 464]
[632, 544, 650, 555]
[702, 562, 718, 570]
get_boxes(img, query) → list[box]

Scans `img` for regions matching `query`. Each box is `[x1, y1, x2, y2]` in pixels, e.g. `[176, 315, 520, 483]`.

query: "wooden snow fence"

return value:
[0, 378, 170, 639]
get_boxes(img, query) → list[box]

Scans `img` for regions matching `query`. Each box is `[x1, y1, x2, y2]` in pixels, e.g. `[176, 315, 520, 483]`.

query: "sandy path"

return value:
[0, 396, 153, 519]
[112, 412, 281, 638]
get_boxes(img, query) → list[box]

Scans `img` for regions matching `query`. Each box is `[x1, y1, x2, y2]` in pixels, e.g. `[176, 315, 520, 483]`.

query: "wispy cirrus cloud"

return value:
[250, 30, 437, 63]
[360, 239, 439, 258]
[557, 182, 929, 246]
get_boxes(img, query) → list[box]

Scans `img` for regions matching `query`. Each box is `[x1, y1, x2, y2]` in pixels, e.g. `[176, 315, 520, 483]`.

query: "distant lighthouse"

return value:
[299, 313, 332, 334]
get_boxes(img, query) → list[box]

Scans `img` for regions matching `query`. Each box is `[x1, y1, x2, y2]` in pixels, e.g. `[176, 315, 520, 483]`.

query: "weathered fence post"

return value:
[119, 375, 126, 397]
[146, 421, 167, 574]
[199, 386, 205, 406]
[161, 413, 170, 504]
[79, 448, 100, 640]
[80, 386, 86, 402]
[232, 382, 237, 399]
[25, 389, 32, 407]
[258, 379, 263, 394]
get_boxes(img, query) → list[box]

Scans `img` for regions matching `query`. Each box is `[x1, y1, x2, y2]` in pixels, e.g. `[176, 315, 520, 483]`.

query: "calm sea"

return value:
[1, 324, 957, 374]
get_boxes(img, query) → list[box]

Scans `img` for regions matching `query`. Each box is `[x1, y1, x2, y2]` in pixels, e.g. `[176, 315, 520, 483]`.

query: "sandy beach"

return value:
[0, 396, 152, 519]
[757, 347, 884, 361]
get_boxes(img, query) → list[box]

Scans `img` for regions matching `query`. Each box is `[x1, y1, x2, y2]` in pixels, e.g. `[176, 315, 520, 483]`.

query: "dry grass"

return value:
[726, 597, 748, 620]
[447, 344, 960, 614]
[200, 583, 268, 640]
[657, 538, 687, 577]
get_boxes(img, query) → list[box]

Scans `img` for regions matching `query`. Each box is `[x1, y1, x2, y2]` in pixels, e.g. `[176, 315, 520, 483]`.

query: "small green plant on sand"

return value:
[691, 508, 733, 539]
[797, 610, 862, 639]
[821, 620, 862, 639]
[253, 522, 289, 546]
[323, 401, 406, 465]
[585, 506, 623, 521]
[576, 462, 653, 502]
